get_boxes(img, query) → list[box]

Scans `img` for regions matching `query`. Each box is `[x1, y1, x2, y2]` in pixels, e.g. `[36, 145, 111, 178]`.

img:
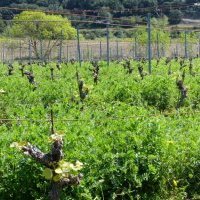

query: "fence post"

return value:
[20, 40, 22, 61]
[176, 44, 179, 57]
[109, 47, 112, 60]
[40, 40, 43, 62]
[173, 48, 176, 58]
[99, 41, 102, 60]
[11, 47, 14, 62]
[59, 31, 63, 63]
[29, 40, 32, 63]
[156, 32, 160, 59]
[2, 43, 5, 63]
[77, 27, 81, 67]
[66, 44, 69, 62]
[134, 37, 137, 59]
[48, 47, 51, 61]
[90, 48, 93, 60]
[106, 22, 110, 66]
[1, 45, 2, 62]
[184, 31, 188, 59]
[198, 37, 200, 57]
[132, 41, 134, 59]
[162, 44, 165, 57]
[1, 45, 2, 63]
[116, 41, 119, 60]
[87, 43, 89, 61]
[82, 49, 84, 61]
[147, 13, 152, 74]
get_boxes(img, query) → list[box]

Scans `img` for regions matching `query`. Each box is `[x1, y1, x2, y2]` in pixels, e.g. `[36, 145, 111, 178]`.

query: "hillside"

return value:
[0, 0, 200, 26]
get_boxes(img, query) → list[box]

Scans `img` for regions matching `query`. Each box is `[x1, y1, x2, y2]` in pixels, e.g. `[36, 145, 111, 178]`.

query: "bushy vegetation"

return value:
[0, 58, 200, 199]
[0, 0, 200, 32]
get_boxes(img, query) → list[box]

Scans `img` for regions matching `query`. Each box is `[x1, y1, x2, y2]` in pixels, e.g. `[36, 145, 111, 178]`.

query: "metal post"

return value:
[176, 44, 179, 57]
[11, 48, 14, 62]
[132, 41, 134, 59]
[82, 49, 85, 62]
[87, 43, 89, 61]
[76, 49, 78, 61]
[40, 40, 43, 62]
[156, 33, 160, 59]
[121, 47, 123, 59]
[2, 43, 5, 63]
[90, 48, 93, 60]
[198, 37, 200, 57]
[116, 41, 119, 60]
[162, 44, 165, 57]
[20, 40, 22, 61]
[106, 22, 110, 66]
[48, 48, 51, 61]
[77, 28, 81, 67]
[59, 31, 63, 63]
[29, 40, 32, 63]
[135, 37, 137, 59]
[1, 45, 2, 62]
[184, 31, 188, 59]
[66, 45, 69, 62]
[147, 13, 152, 74]
[99, 41, 102, 60]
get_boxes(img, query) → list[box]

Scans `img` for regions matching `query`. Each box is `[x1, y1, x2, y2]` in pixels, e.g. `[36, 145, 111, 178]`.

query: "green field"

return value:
[0, 58, 200, 199]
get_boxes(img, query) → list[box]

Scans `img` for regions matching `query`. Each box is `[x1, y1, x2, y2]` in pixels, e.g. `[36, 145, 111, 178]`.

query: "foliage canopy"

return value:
[8, 11, 76, 40]
[6, 11, 76, 59]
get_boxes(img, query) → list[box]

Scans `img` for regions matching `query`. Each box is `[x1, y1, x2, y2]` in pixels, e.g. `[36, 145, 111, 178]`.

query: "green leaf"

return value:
[10, 142, 27, 150]
[189, 174, 193, 179]
[75, 160, 83, 171]
[42, 168, 53, 180]
[50, 133, 63, 142]
[0, 89, 6, 94]
[53, 175, 62, 182]
[55, 168, 63, 174]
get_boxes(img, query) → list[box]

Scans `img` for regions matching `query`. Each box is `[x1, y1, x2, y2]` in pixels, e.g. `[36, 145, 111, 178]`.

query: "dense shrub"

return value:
[0, 60, 200, 199]
[141, 76, 175, 111]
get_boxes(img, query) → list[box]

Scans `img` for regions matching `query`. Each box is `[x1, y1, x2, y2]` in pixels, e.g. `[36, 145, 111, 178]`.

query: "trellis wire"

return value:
[0, 14, 200, 72]
[1, 109, 200, 123]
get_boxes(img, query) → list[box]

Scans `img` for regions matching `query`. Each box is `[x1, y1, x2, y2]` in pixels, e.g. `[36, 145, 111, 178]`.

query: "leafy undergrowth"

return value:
[0, 58, 200, 199]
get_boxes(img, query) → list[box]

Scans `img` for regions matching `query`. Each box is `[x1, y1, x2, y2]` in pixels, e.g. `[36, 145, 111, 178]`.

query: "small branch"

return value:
[176, 78, 188, 109]
[49, 182, 60, 200]
[12, 133, 83, 200]
[22, 144, 52, 168]
[21, 137, 63, 168]
[44, 39, 60, 59]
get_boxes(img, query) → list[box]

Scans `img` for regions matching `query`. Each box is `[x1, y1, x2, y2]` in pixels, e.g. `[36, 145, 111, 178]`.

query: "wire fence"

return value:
[0, 11, 200, 65]
[1, 35, 200, 63]
[0, 8, 200, 131]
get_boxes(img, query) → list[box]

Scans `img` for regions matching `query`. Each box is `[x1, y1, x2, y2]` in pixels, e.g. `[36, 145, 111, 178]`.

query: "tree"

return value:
[168, 9, 183, 25]
[151, 15, 169, 28]
[122, 0, 138, 8]
[0, 10, 14, 20]
[7, 11, 76, 59]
